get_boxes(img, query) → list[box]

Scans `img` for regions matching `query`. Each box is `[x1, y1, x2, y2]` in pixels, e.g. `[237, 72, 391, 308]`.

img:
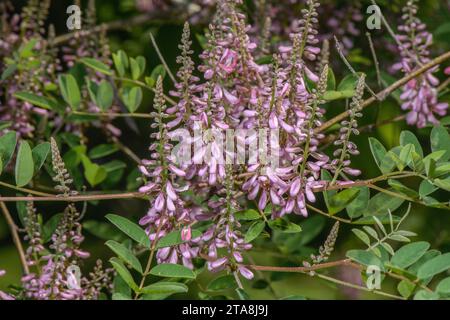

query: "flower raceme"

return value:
[137, 0, 369, 279]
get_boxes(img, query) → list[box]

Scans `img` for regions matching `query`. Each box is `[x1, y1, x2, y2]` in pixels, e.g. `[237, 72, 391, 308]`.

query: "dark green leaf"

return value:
[346, 186, 369, 218]
[58, 74, 81, 109]
[365, 192, 404, 216]
[268, 218, 302, 233]
[15, 141, 34, 187]
[0, 131, 17, 170]
[430, 125, 450, 161]
[32, 142, 50, 173]
[106, 214, 151, 248]
[141, 281, 188, 295]
[109, 257, 138, 291]
[106, 240, 143, 274]
[149, 263, 196, 279]
[207, 275, 237, 292]
[368, 137, 387, 171]
[328, 188, 360, 215]
[13, 92, 57, 110]
[400, 131, 423, 158]
[122, 86, 143, 113]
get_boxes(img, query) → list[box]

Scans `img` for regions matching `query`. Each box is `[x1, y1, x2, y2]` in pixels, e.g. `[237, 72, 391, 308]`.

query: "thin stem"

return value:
[0, 181, 52, 197]
[366, 32, 382, 89]
[149, 32, 176, 84]
[315, 50, 450, 134]
[334, 36, 379, 100]
[0, 200, 29, 274]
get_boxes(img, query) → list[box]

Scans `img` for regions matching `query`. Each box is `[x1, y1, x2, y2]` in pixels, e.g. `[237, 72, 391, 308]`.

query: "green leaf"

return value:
[399, 144, 415, 168]
[436, 277, 450, 296]
[417, 252, 450, 279]
[141, 281, 188, 295]
[15, 141, 34, 187]
[112, 50, 128, 77]
[352, 229, 370, 246]
[323, 90, 354, 101]
[327, 188, 360, 215]
[32, 142, 50, 173]
[234, 209, 261, 220]
[236, 288, 250, 300]
[58, 74, 81, 109]
[397, 280, 415, 298]
[1, 64, 17, 81]
[0, 131, 17, 170]
[400, 131, 423, 158]
[88, 144, 119, 159]
[80, 57, 113, 75]
[109, 257, 138, 291]
[156, 229, 202, 249]
[419, 180, 438, 198]
[149, 263, 196, 279]
[130, 57, 145, 80]
[413, 290, 440, 300]
[430, 125, 450, 161]
[433, 178, 450, 192]
[337, 73, 360, 91]
[346, 186, 369, 218]
[150, 65, 166, 84]
[365, 192, 404, 216]
[83, 161, 107, 187]
[380, 151, 402, 173]
[13, 92, 57, 110]
[268, 218, 302, 233]
[42, 213, 63, 243]
[368, 137, 387, 171]
[346, 249, 384, 270]
[112, 293, 131, 300]
[321, 169, 336, 209]
[106, 240, 143, 274]
[245, 221, 266, 243]
[391, 242, 430, 269]
[96, 81, 114, 111]
[122, 86, 143, 113]
[106, 214, 151, 248]
[387, 179, 419, 198]
[207, 275, 237, 292]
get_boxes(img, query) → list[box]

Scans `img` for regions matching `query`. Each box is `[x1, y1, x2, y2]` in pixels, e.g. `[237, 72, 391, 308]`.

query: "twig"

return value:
[0, 200, 29, 274]
[366, 32, 382, 89]
[149, 32, 176, 84]
[334, 36, 380, 100]
[315, 50, 450, 134]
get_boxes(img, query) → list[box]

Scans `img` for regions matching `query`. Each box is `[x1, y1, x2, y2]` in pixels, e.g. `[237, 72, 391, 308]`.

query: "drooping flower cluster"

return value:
[392, 0, 448, 128]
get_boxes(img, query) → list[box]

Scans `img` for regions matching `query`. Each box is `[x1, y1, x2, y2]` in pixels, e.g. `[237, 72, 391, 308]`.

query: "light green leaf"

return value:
[112, 50, 128, 77]
[106, 240, 143, 274]
[352, 229, 370, 246]
[413, 290, 440, 300]
[13, 92, 57, 110]
[400, 131, 423, 158]
[245, 221, 266, 243]
[15, 141, 34, 187]
[430, 125, 450, 161]
[436, 277, 450, 296]
[140, 281, 188, 295]
[391, 242, 430, 269]
[58, 74, 81, 109]
[368, 137, 387, 171]
[109, 257, 138, 291]
[96, 81, 114, 111]
[106, 214, 151, 248]
[433, 178, 450, 192]
[122, 86, 143, 113]
[80, 57, 113, 75]
[387, 179, 419, 198]
[417, 252, 450, 279]
[346, 249, 384, 270]
[234, 209, 261, 220]
[149, 263, 196, 279]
